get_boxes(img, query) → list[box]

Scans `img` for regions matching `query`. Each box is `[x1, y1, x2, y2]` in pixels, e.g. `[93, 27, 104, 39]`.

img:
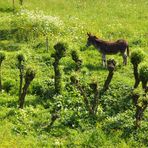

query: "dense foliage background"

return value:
[0, 0, 148, 147]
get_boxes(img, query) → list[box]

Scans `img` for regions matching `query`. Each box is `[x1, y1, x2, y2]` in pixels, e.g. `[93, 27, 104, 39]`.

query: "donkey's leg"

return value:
[122, 53, 127, 65]
[102, 53, 106, 67]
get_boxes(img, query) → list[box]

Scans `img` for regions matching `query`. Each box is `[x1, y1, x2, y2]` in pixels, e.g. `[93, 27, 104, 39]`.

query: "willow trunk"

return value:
[19, 81, 31, 109]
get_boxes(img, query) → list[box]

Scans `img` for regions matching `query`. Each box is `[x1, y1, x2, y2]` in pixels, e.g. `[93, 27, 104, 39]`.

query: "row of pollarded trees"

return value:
[48, 42, 122, 128]
[70, 49, 147, 129]
[49, 43, 148, 129]
[0, 43, 147, 129]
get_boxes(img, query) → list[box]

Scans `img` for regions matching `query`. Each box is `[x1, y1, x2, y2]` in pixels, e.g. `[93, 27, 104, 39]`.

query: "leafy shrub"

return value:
[42, 55, 52, 66]
[71, 50, 82, 71]
[139, 63, 148, 83]
[0, 41, 21, 51]
[3, 79, 15, 93]
[0, 29, 11, 40]
[103, 110, 134, 130]
[31, 81, 44, 96]
[130, 49, 145, 65]
[11, 9, 64, 42]
[25, 67, 36, 82]
[101, 82, 132, 115]
[53, 42, 68, 59]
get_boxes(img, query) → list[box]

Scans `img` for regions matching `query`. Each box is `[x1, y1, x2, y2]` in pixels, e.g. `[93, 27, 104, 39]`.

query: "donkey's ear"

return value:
[87, 32, 91, 36]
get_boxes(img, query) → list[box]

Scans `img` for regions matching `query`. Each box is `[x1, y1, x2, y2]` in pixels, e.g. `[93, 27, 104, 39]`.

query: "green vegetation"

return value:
[19, 67, 36, 109]
[0, 0, 148, 147]
[16, 53, 25, 103]
[130, 49, 145, 88]
[131, 62, 147, 129]
[139, 63, 148, 89]
[0, 52, 5, 91]
[52, 42, 68, 94]
[71, 50, 82, 71]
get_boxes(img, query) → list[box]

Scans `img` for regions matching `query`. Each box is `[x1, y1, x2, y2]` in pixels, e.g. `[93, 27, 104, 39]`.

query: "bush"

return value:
[11, 9, 64, 42]
[3, 79, 15, 93]
[42, 55, 52, 66]
[25, 67, 36, 82]
[130, 49, 145, 65]
[0, 41, 21, 51]
[71, 50, 82, 71]
[31, 81, 44, 96]
[53, 42, 68, 59]
[139, 63, 148, 83]
[101, 82, 132, 115]
[0, 30, 11, 40]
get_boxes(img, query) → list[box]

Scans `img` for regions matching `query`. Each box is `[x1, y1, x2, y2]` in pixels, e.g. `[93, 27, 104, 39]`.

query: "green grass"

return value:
[0, 0, 148, 147]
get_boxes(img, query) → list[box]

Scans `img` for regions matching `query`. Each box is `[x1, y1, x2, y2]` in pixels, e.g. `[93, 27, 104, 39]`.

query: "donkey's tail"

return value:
[127, 45, 129, 56]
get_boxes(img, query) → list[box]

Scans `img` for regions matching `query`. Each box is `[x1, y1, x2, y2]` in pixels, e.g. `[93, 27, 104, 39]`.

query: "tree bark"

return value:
[0, 64, 2, 92]
[135, 103, 147, 129]
[141, 80, 147, 92]
[103, 59, 115, 92]
[53, 59, 62, 95]
[133, 64, 140, 88]
[19, 0, 23, 5]
[103, 71, 114, 92]
[132, 91, 148, 129]
[90, 83, 99, 115]
[12, 0, 15, 9]
[19, 81, 30, 109]
[19, 66, 24, 103]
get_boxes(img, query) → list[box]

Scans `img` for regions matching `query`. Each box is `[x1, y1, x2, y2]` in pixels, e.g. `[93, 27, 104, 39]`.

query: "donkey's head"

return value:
[86, 33, 97, 47]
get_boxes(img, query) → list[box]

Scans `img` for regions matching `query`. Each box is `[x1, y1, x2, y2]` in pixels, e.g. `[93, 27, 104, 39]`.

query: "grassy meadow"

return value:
[0, 0, 148, 147]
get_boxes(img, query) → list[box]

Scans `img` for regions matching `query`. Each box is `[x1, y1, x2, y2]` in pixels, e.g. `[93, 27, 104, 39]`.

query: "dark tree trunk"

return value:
[90, 83, 99, 115]
[103, 71, 114, 92]
[19, 81, 30, 109]
[77, 84, 93, 115]
[12, 0, 15, 9]
[132, 94, 139, 106]
[133, 64, 140, 88]
[75, 59, 82, 71]
[0, 64, 2, 92]
[19, 66, 24, 103]
[49, 113, 59, 128]
[103, 59, 116, 92]
[135, 106, 143, 128]
[132, 91, 148, 129]
[19, 0, 23, 5]
[53, 59, 62, 94]
[135, 103, 147, 129]
[141, 80, 147, 92]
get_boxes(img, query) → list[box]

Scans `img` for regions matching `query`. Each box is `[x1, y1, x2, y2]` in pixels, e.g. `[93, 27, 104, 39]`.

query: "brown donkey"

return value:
[86, 33, 129, 67]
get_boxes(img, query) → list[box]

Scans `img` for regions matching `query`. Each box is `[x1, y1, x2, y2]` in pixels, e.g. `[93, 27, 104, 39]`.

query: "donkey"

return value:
[86, 33, 129, 67]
